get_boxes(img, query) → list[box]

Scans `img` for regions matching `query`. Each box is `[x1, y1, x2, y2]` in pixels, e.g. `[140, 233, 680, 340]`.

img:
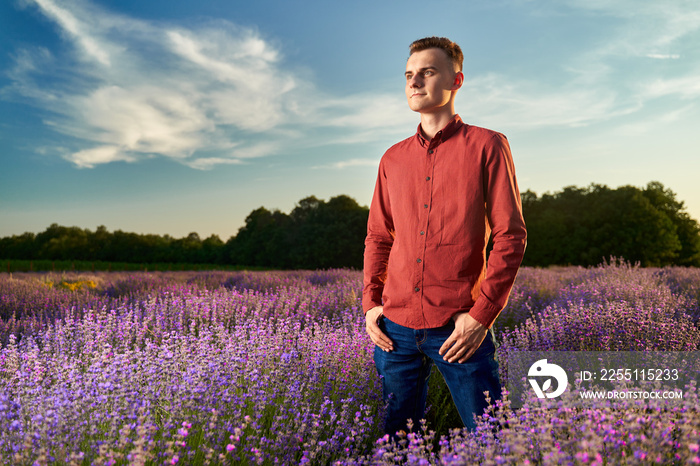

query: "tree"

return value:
[521, 182, 700, 267]
[223, 195, 369, 269]
[227, 207, 291, 267]
[642, 182, 700, 266]
[288, 195, 368, 269]
[0, 232, 36, 259]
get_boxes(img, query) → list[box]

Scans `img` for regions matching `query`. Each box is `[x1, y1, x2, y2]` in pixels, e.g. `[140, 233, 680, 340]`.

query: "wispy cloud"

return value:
[312, 158, 379, 170]
[458, 0, 700, 132]
[31, 0, 112, 66]
[642, 76, 700, 100]
[615, 104, 694, 136]
[646, 54, 681, 60]
[5, 0, 407, 169]
[562, 0, 700, 51]
[6, 0, 700, 171]
[457, 74, 639, 130]
[186, 157, 244, 170]
[574, 0, 700, 113]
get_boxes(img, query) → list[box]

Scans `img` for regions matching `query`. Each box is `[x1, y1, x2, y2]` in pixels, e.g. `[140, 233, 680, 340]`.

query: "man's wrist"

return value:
[375, 310, 383, 324]
[363, 302, 383, 314]
[366, 305, 383, 323]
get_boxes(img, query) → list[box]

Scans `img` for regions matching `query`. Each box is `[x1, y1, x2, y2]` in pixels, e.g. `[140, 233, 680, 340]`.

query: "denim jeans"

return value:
[373, 315, 502, 435]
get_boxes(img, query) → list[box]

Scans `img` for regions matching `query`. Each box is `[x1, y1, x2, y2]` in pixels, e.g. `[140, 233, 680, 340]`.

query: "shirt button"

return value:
[426, 176, 431, 181]
[414, 287, 420, 292]
[428, 150, 434, 154]
[420, 231, 425, 235]
[416, 258, 422, 263]
[423, 204, 428, 208]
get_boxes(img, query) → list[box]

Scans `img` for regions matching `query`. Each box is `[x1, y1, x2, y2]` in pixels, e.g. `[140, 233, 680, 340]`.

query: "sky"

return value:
[1, 0, 699, 241]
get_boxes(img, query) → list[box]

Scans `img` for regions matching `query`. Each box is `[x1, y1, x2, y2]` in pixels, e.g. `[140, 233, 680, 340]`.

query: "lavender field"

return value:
[1, 261, 699, 465]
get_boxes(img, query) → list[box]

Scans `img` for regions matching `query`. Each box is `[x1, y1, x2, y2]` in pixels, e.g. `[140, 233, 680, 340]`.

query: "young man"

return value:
[363, 37, 527, 435]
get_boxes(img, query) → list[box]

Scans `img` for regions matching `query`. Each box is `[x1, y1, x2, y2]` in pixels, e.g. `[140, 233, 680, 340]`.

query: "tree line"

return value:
[521, 181, 700, 267]
[0, 195, 369, 269]
[2, 182, 699, 269]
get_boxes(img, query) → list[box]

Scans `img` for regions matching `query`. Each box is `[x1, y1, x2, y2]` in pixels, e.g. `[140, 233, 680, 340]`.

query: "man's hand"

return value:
[439, 312, 487, 363]
[365, 306, 393, 352]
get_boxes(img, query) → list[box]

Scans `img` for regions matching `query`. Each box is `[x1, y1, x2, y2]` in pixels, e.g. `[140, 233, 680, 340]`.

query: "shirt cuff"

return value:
[362, 293, 383, 314]
[468, 295, 502, 329]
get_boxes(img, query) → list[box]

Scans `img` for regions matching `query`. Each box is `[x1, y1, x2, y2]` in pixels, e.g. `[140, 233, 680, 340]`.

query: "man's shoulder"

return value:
[461, 123, 507, 143]
[380, 133, 419, 162]
[386, 133, 418, 152]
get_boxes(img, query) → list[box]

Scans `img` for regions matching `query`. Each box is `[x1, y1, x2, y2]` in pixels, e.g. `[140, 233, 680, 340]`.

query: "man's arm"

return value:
[440, 133, 526, 363]
[363, 161, 395, 352]
[470, 132, 527, 328]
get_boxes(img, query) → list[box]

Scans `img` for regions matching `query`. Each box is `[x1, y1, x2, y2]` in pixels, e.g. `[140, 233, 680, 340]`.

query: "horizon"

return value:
[2, 0, 699, 239]
[1, 179, 696, 241]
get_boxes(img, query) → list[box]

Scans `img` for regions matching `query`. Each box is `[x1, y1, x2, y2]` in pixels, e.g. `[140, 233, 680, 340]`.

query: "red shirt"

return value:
[362, 115, 526, 329]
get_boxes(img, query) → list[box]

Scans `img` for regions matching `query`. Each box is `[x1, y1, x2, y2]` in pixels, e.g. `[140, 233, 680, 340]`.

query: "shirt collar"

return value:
[416, 114, 464, 146]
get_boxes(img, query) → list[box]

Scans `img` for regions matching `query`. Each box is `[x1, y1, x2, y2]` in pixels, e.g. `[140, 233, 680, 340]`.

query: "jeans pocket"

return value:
[377, 315, 387, 331]
[380, 314, 395, 328]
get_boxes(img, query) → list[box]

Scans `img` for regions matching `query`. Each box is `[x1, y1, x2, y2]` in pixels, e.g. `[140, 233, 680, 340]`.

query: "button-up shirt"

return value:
[362, 115, 527, 329]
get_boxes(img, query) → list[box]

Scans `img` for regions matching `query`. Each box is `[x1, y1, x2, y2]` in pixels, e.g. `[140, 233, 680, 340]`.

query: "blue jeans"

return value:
[373, 316, 501, 435]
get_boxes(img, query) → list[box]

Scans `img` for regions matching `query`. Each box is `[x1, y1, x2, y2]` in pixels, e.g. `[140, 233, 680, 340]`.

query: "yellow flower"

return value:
[58, 279, 98, 291]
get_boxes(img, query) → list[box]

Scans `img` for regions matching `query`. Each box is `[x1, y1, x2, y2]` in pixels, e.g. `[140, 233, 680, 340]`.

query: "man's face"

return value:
[405, 48, 461, 114]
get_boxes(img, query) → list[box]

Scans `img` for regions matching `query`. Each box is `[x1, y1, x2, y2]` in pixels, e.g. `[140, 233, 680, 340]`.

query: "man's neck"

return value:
[419, 110, 456, 140]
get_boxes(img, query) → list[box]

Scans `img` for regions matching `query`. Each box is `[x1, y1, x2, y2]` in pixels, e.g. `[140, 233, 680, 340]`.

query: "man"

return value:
[363, 36, 526, 435]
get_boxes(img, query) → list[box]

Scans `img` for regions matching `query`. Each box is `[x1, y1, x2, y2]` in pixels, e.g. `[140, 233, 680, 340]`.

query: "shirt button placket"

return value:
[416, 145, 435, 304]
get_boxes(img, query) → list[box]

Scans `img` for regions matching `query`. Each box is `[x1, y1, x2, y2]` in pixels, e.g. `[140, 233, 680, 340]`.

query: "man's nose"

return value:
[409, 75, 423, 88]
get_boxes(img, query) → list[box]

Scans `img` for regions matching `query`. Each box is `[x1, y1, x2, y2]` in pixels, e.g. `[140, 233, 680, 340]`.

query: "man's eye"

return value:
[424, 71, 433, 76]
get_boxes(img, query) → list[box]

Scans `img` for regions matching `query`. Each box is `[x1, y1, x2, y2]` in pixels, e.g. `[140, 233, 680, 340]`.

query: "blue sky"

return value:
[1, 0, 699, 241]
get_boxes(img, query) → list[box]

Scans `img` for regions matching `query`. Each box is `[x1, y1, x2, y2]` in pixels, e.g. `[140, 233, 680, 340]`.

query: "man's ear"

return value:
[452, 71, 464, 90]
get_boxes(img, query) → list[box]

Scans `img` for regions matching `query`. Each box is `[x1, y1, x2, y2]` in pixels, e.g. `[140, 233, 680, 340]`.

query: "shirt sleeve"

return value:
[362, 159, 395, 313]
[469, 133, 527, 328]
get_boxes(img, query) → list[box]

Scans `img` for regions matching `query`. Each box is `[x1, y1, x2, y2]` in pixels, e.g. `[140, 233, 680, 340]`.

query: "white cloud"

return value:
[614, 105, 694, 137]
[185, 157, 243, 170]
[7, 0, 406, 169]
[12, 0, 301, 167]
[312, 158, 379, 170]
[464, 0, 700, 132]
[228, 141, 285, 160]
[642, 75, 700, 100]
[68, 145, 137, 168]
[563, 0, 700, 35]
[6, 0, 700, 170]
[457, 74, 639, 130]
[32, 0, 112, 66]
[646, 54, 681, 60]
[316, 94, 412, 129]
[74, 85, 211, 155]
[563, 0, 700, 64]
